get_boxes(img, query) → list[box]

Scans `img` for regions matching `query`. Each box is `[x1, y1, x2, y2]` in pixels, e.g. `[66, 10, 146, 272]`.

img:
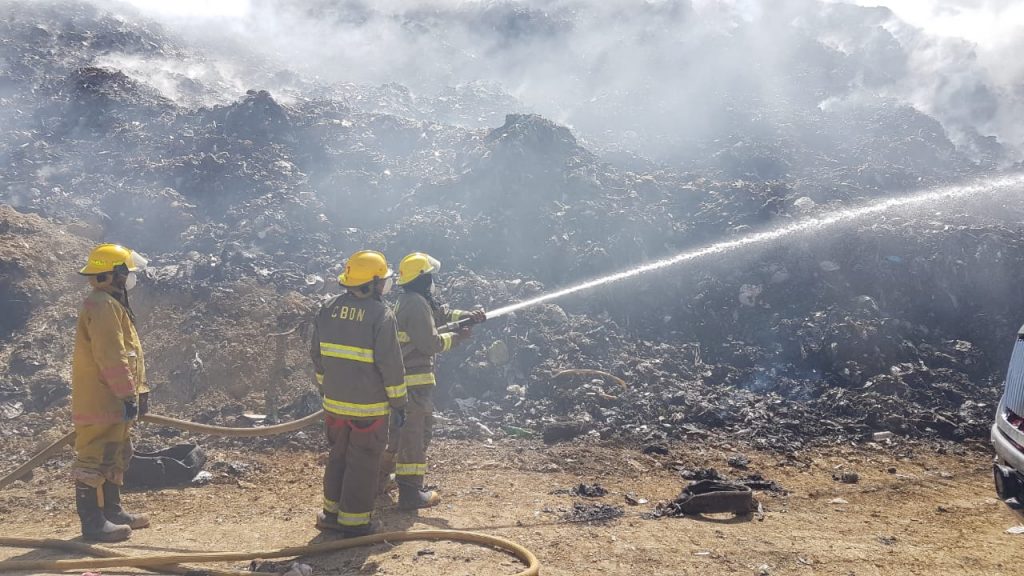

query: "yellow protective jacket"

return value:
[71, 289, 147, 426]
[310, 292, 407, 419]
[394, 292, 466, 387]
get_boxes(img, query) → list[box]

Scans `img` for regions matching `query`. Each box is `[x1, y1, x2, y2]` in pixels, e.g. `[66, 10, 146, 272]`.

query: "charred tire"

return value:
[993, 463, 1022, 500]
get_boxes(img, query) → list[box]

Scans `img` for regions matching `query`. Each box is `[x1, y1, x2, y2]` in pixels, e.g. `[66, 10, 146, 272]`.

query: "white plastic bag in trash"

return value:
[283, 562, 313, 576]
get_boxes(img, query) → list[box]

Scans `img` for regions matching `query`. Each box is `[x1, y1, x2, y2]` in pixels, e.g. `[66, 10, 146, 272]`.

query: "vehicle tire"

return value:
[994, 463, 1022, 500]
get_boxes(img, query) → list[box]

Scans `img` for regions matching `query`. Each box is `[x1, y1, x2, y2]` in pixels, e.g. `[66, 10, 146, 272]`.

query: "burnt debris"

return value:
[1, 1, 1024, 454]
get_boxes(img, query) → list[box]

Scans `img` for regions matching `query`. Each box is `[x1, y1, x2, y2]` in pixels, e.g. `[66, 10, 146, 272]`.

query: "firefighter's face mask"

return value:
[128, 251, 149, 271]
[120, 251, 147, 291]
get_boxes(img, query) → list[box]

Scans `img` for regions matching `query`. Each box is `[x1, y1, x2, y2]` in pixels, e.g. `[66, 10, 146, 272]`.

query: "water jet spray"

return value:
[479, 174, 1024, 320]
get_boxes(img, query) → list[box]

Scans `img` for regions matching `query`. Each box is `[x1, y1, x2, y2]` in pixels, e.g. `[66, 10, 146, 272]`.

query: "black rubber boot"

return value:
[339, 519, 378, 538]
[76, 482, 131, 542]
[397, 482, 441, 511]
[102, 482, 150, 529]
[315, 510, 343, 532]
[318, 511, 377, 537]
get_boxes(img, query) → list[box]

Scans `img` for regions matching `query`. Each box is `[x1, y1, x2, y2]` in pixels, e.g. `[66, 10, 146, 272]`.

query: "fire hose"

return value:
[0, 411, 541, 576]
[0, 531, 540, 576]
[0, 411, 325, 490]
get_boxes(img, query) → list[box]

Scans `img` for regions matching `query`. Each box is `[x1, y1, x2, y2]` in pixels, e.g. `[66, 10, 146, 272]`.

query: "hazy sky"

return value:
[122, 0, 250, 17]
[849, 0, 1023, 52]
[110, 0, 1023, 160]
[122, 0, 1022, 46]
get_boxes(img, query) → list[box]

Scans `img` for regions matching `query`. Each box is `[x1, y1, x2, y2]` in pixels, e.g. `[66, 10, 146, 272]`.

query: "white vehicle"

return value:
[992, 325, 1024, 502]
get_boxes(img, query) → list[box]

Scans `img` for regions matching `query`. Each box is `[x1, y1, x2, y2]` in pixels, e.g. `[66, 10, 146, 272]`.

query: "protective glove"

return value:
[123, 399, 139, 422]
[454, 327, 473, 345]
[138, 392, 149, 417]
[394, 408, 407, 428]
[470, 309, 486, 324]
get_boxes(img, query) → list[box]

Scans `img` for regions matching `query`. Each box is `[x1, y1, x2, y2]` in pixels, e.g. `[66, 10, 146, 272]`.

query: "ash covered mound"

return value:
[0, 206, 93, 413]
[1, 0, 1023, 454]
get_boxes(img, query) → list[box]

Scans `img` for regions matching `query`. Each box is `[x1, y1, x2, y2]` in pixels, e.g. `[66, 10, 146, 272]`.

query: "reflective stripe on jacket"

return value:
[71, 289, 146, 426]
[311, 292, 406, 418]
[394, 293, 465, 384]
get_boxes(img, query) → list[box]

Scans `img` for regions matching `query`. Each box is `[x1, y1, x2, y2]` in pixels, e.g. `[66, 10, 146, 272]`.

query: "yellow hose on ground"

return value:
[0, 411, 543, 574]
[0, 431, 76, 490]
[0, 529, 541, 576]
[0, 536, 248, 576]
[142, 410, 325, 437]
[0, 410, 325, 489]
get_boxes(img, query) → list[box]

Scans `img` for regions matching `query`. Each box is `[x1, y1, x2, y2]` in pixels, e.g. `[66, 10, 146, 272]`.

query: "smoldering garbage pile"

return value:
[2, 1, 1024, 453]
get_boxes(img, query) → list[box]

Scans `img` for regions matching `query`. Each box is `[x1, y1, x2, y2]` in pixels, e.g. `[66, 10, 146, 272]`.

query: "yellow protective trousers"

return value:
[72, 422, 132, 487]
[322, 415, 388, 528]
[393, 385, 434, 488]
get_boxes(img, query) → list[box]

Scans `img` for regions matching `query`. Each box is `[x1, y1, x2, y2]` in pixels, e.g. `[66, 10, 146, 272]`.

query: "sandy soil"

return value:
[0, 436, 1022, 576]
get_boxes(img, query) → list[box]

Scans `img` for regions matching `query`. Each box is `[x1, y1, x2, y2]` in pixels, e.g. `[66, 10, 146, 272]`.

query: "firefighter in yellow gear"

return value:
[380, 252, 484, 510]
[311, 250, 406, 536]
[71, 244, 152, 542]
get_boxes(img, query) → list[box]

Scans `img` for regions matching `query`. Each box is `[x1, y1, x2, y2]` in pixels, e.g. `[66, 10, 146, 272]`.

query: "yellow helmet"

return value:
[397, 252, 441, 286]
[79, 244, 148, 275]
[338, 250, 393, 287]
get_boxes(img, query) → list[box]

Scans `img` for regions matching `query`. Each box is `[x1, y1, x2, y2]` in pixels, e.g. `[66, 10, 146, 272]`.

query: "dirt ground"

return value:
[0, 436, 1022, 576]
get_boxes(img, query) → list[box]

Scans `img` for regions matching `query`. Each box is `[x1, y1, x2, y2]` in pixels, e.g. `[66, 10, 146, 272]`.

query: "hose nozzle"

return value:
[438, 311, 486, 334]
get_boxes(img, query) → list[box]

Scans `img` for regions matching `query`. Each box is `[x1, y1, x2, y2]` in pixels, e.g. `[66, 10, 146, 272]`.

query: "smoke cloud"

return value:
[842, 0, 1024, 160]
[40, 0, 1024, 164]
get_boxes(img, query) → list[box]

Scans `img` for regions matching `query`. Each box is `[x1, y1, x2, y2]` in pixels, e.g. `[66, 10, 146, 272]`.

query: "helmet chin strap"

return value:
[120, 286, 137, 325]
[404, 273, 443, 311]
[371, 277, 388, 301]
[103, 265, 137, 324]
